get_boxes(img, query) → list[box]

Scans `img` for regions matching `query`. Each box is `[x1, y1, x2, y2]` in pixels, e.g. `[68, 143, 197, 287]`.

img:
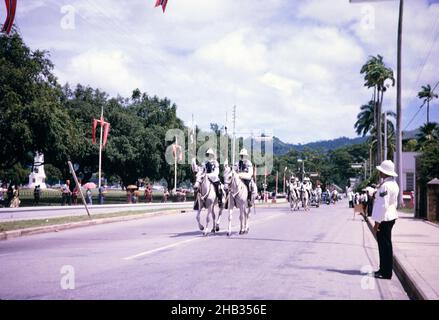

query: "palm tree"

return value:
[416, 122, 439, 150]
[418, 84, 438, 123]
[354, 101, 375, 137]
[366, 111, 396, 161]
[361, 55, 395, 164]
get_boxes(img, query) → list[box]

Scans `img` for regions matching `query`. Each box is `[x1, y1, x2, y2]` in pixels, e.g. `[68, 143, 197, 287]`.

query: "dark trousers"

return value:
[367, 199, 374, 216]
[377, 219, 396, 277]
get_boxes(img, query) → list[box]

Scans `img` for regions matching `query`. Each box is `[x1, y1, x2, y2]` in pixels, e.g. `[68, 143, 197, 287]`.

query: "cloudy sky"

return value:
[12, 0, 439, 143]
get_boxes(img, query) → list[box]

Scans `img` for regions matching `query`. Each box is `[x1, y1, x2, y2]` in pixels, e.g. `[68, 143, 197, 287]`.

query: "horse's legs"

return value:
[210, 206, 216, 233]
[245, 206, 250, 233]
[239, 206, 244, 234]
[215, 207, 222, 232]
[196, 209, 204, 231]
[204, 206, 212, 236]
[227, 207, 233, 236]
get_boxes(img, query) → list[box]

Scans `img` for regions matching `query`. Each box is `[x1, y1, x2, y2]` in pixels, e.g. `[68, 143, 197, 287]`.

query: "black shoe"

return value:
[374, 273, 392, 280]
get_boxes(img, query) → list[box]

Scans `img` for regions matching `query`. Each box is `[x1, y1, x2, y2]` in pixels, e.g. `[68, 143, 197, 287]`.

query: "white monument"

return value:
[28, 152, 47, 189]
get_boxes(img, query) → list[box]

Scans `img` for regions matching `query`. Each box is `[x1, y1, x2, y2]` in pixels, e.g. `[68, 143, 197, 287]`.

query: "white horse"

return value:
[299, 185, 310, 211]
[287, 183, 300, 211]
[192, 159, 223, 236]
[223, 163, 255, 236]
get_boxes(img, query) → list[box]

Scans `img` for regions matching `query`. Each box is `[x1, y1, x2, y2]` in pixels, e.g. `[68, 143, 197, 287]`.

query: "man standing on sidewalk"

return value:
[372, 160, 399, 280]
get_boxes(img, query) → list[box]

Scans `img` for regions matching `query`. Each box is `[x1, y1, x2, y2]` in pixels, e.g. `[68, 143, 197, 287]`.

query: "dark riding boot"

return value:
[244, 180, 252, 207]
[193, 190, 199, 210]
[213, 181, 223, 208]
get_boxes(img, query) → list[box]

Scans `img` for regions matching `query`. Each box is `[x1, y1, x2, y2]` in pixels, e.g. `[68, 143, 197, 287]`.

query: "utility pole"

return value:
[232, 106, 236, 165]
[384, 112, 388, 161]
[98, 105, 104, 189]
[174, 136, 178, 193]
[395, 0, 404, 208]
[275, 171, 278, 196]
[349, 0, 404, 207]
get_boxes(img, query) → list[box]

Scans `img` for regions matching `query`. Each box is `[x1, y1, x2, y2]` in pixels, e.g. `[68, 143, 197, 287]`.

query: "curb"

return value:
[0, 209, 187, 241]
[362, 214, 428, 300]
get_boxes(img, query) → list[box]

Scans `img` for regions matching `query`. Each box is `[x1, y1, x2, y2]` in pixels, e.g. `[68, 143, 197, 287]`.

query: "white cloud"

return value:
[16, 0, 439, 143]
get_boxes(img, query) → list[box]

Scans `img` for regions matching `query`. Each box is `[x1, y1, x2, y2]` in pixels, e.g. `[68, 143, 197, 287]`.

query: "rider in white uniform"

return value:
[234, 148, 255, 207]
[288, 176, 298, 200]
[303, 177, 313, 199]
[202, 148, 223, 208]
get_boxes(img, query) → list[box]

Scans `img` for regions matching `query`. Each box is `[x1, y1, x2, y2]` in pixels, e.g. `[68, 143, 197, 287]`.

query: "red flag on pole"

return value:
[172, 143, 183, 162]
[92, 119, 98, 145]
[155, 0, 168, 13]
[2, 0, 17, 34]
[103, 122, 110, 147]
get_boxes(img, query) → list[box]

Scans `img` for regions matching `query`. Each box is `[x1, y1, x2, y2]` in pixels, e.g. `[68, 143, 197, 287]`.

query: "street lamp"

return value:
[283, 167, 288, 194]
[349, 0, 404, 207]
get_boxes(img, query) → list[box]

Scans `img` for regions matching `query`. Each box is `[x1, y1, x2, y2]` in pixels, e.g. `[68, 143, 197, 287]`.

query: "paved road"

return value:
[0, 202, 193, 222]
[0, 202, 408, 299]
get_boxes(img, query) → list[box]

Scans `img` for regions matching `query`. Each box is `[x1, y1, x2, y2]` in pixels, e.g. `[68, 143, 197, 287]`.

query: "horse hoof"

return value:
[199, 226, 204, 231]
[211, 229, 216, 233]
[227, 232, 231, 237]
[216, 226, 220, 232]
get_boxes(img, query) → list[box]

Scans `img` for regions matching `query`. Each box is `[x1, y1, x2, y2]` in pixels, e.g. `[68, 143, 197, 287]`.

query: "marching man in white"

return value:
[202, 148, 224, 208]
[372, 160, 399, 280]
[234, 148, 256, 207]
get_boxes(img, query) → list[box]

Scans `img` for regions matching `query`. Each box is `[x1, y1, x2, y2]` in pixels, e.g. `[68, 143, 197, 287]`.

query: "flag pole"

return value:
[98, 105, 104, 189]
[174, 136, 178, 193]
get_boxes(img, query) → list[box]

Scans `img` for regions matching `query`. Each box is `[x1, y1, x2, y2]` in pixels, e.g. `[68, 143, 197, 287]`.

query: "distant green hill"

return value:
[272, 136, 368, 155]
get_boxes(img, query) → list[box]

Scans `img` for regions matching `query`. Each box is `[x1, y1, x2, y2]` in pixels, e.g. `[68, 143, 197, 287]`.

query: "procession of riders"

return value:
[191, 147, 338, 235]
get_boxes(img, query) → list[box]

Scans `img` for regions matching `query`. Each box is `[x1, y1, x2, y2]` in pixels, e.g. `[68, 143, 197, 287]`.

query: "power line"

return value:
[406, 10, 439, 102]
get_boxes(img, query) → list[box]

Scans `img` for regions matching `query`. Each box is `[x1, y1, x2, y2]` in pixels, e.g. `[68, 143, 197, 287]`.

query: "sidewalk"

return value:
[367, 211, 439, 300]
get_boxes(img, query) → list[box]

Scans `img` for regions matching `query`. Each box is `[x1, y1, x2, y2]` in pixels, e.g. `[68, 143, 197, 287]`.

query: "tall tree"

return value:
[0, 33, 80, 176]
[417, 84, 438, 124]
[360, 55, 395, 165]
[416, 122, 439, 151]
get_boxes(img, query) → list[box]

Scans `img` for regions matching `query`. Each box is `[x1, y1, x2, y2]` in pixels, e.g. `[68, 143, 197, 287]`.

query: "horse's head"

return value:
[193, 167, 205, 192]
[223, 160, 234, 191]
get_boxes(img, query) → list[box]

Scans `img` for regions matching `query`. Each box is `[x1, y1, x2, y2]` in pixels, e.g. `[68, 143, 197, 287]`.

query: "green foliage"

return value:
[417, 141, 439, 185]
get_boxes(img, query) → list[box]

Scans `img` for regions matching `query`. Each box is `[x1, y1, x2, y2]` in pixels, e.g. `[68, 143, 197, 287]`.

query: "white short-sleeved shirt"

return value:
[372, 177, 399, 223]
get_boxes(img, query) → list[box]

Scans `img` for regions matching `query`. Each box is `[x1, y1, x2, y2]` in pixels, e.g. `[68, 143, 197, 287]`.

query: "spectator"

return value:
[61, 180, 72, 206]
[0, 184, 5, 207]
[72, 183, 80, 205]
[98, 185, 106, 205]
[348, 190, 354, 208]
[162, 188, 169, 202]
[365, 184, 377, 217]
[9, 186, 20, 208]
[132, 189, 138, 204]
[33, 185, 41, 206]
[7, 185, 13, 207]
[86, 188, 93, 205]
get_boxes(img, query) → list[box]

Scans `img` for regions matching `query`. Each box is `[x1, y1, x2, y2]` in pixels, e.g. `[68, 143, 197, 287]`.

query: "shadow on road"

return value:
[326, 268, 364, 276]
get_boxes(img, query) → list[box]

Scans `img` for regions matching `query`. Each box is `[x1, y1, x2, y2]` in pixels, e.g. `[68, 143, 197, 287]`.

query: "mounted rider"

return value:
[303, 177, 313, 199]
[202, 148, 224, 208]
[234, 148, 255, 207]
[288, 176, 299, 200]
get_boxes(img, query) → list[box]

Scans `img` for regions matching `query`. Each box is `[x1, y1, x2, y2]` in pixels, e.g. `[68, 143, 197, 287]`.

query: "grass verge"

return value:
[0, 207, 190, 233]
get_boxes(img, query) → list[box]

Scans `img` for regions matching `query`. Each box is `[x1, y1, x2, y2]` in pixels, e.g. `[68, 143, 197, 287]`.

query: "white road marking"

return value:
[123, 210, 286, 260]
[123, 237, 202, 260]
